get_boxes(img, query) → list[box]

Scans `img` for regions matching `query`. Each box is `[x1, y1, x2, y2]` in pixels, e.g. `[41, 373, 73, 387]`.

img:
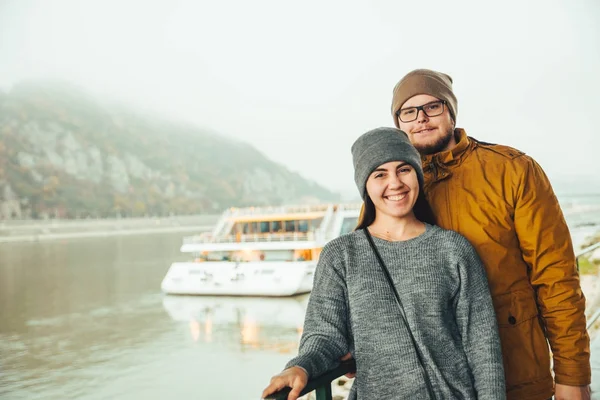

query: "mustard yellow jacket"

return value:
[422, 129, 590, 399]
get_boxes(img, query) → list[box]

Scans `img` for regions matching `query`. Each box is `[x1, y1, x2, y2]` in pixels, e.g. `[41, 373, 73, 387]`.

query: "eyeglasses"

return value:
[396, 100, 446, 123]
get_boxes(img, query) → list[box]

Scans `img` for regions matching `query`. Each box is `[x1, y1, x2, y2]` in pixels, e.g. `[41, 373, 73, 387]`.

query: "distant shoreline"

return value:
[0, 225, 213, 244]
[0, 214, 220, 226]
[0, 215, 219, 244]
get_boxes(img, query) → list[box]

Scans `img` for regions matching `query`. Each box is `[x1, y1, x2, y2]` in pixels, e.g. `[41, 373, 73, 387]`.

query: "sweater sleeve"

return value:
[453, 236, 506, 399]
[284, 243, 350, 378]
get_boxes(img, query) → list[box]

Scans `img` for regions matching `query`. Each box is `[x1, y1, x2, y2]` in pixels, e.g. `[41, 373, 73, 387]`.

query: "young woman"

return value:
[261, 127, 505, 400]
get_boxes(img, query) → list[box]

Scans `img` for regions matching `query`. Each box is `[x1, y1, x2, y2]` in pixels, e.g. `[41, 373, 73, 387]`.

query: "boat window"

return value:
[260, 221, 270, 233]
[298, 220, 309, 232]
[285, 220, 295, 232]
[272, 221, 282, 232]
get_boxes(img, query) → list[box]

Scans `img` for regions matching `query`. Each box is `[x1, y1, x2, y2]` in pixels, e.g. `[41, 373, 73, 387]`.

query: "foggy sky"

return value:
[1, 0, 599, 199]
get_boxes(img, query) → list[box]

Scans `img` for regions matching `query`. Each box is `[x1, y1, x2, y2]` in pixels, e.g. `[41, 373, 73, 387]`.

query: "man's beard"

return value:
[414, 128, 455, 155]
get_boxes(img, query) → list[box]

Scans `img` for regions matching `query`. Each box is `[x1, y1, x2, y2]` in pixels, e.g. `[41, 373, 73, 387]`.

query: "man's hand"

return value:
[261, 366, 308, 400]
[340, 352, 356, 378]
[554, 383, 591, 400]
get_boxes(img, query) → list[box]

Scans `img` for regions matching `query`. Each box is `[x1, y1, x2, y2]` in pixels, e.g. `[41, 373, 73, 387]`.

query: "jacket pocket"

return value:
[492, 289, 551, 389]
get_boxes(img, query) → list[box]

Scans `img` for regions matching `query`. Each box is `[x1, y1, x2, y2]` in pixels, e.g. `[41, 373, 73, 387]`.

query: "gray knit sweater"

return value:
[286, 224, 505, 399]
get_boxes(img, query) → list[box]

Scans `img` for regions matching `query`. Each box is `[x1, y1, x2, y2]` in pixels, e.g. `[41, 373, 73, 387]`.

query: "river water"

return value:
[2, 195, 600, 400]
[0, 233, 307, 399]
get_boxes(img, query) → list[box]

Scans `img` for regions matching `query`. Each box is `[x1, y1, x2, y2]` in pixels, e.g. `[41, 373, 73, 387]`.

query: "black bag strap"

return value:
[362, 228, 437, 399]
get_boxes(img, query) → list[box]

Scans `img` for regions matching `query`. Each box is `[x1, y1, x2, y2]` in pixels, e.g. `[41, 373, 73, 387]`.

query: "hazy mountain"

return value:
[0, 81, 340, 219]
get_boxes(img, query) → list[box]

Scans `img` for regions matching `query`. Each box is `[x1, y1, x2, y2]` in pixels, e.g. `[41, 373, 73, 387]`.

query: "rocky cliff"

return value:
[0, 82, 339, 218]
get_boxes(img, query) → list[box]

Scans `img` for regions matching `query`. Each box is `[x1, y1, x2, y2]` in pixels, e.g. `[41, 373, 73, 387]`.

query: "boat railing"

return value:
[228, 204, 332, 217]
[576, 241, 600, 260]
[183, 231, 318, 244]
[264, 359, 356, 400]
[578, 240, 600, 330]
[339, 203, 362, 212]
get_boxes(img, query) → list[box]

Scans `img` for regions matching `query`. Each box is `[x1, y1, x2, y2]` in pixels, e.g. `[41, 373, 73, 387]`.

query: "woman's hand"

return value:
[340, 352, 356, 378]
[261, 366, 309, 400]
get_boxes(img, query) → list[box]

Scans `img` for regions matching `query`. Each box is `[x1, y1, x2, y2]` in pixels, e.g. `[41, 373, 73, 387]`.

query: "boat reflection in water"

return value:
[162, 294, 310, 353]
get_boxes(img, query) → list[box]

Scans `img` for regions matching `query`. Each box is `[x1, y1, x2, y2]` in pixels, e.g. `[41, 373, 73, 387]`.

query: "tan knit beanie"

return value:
[391, 69, 458, 128]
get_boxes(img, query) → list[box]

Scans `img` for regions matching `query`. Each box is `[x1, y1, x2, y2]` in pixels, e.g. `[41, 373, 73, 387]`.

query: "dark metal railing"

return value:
[578, 240, 600, 329]
[264, 359, 356, 400]
[576, 241, 600, 262]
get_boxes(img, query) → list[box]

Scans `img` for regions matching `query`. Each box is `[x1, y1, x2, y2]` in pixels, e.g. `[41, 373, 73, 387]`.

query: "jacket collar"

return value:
[421, 128, 473, 167]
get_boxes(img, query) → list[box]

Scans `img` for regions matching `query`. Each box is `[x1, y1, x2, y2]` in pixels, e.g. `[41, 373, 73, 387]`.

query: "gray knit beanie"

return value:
[351, 127, 424, 200]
